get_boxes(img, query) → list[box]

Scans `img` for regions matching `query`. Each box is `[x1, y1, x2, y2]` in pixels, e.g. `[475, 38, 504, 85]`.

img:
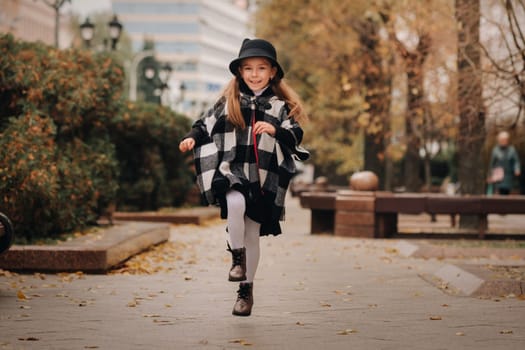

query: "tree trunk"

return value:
[364, 133, 385, 188]
[359, 18, 391, 190]
[456, 0, 485, 228]
[404, 64, 425, 192]
[393, 33, 431, 193]
[424, 155, 432, 192]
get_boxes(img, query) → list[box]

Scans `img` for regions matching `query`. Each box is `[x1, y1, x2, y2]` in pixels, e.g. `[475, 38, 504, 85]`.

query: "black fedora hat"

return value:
[229, 38, 284, 79]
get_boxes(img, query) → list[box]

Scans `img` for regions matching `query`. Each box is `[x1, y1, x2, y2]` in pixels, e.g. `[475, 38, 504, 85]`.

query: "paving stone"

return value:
[0, 197, 523, 349]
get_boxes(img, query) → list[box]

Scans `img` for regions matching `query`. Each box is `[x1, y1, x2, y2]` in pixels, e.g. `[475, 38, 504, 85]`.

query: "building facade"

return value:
[0, 0, 72, 48]
[112, 0, 253, 117]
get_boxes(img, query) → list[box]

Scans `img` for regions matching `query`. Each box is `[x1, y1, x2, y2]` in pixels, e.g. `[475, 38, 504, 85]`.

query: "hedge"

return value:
[0, 34, 193, 240]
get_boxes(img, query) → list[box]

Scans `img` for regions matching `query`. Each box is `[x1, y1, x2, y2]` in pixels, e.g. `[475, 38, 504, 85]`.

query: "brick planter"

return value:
[335, 191, 375, 238]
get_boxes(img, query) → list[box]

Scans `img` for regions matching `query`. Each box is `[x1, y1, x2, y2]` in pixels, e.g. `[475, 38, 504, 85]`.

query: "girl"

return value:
[179, 38, 309, 316]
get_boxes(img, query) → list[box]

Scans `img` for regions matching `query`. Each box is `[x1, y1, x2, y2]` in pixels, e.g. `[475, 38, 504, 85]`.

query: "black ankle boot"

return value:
[233, 282, 253, 317]
[227, 242, 246, 282]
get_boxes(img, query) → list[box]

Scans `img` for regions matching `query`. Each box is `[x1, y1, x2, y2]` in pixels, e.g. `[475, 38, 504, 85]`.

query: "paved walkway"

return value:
[1, 196, 524, 349]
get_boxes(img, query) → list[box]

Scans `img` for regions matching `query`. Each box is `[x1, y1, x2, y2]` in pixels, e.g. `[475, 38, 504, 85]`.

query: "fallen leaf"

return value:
[18, 337, 39, 341]
[0, 269, 13, 277]
[320, 302, 332, 307]
[429, 316, 442, 320]
[17, 290, 27, 300]
[380, 256, 392, 263]
[127, 300, 138, 307]
[153, 319, 174, 325]
[337, 329, 358, 335]
[33, 273, 46, 280]
[84, 346, 100, 349]
[19, 305, 31, 309]
[384, 247, 399, 254]
[456, 332, 465, 336]
[143, 314, 161, 318]
[500, 330, 513, 334]
[228, 339, 252, 346]
[184, 275, 193, 281]
[441, 304, 449, 307]
[296, 321, 305, 326]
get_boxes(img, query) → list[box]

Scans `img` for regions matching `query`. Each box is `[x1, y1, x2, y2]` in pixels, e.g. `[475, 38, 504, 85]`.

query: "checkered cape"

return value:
[191, 92, 309, 235]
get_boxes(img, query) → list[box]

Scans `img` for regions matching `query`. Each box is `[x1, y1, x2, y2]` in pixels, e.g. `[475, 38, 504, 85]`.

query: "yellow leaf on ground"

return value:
[429, 316, 442, 320]
[17, 290, 27, 300]
[500, 330, 513, 334]
[229, 339, 253, 346]
[337, 329, 358, 335]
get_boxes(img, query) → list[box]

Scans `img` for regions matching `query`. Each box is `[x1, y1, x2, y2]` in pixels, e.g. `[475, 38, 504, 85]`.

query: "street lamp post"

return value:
[128, 50, 155, 102]
[79, 17, 94, 48]
[158, 62, 172, 106]
[107, 15, 123, 50]
[79, 15, 123, 51]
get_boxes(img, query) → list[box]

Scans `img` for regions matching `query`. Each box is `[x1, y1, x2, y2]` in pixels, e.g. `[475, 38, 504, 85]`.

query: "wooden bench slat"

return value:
[299, 192, 336, 210]
[426, 196, 483, 214]
[375, 194, 427, 214]
[481, 197, 525, 214]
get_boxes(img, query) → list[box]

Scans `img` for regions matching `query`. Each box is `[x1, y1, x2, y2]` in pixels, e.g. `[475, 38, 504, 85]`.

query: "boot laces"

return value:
[227, 244, 244, 266]
[237, 284, 251, 300]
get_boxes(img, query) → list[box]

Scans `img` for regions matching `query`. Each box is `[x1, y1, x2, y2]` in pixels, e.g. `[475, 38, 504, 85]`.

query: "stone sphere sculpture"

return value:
[349, 171, 379, 191]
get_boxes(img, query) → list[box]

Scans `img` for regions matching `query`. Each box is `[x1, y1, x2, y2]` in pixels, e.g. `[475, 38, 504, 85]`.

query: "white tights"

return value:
[226, 190, 261, 283]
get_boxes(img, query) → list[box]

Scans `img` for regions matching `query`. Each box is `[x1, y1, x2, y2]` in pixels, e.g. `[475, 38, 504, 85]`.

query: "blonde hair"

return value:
[223, 76, 308, 130]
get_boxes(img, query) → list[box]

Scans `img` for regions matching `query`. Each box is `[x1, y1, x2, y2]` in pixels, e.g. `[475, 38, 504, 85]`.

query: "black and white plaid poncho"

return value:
[187, 87, 309, 236]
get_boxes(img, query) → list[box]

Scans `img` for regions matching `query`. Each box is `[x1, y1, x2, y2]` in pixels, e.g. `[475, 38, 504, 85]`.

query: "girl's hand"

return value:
[253, 121, 276, 136]
[179, 138, 195, 152]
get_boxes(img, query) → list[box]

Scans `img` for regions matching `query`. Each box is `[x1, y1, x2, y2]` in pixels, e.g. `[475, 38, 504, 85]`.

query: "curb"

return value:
[394, 241, 525, 297]
[421, 264, 525, 298]
[0, 222, 169, 273]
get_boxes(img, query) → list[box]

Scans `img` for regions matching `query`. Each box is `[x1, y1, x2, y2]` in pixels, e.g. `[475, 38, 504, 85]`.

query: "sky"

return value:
[67, 0, 113, 17]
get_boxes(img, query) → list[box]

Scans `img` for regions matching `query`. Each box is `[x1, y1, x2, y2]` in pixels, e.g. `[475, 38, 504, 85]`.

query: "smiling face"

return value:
[239, 57, 277, 92]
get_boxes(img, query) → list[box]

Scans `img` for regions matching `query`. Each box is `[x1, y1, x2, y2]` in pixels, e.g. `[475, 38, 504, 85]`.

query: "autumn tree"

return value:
[256, 0, 394, 185]
[355, 11, 392, 189]
[481, 0, 525, 129]
[384, 0, 458, 191]
[455, 0, 485, 227]
[39, 0, 70, 48]
[391, 32, 431, 191]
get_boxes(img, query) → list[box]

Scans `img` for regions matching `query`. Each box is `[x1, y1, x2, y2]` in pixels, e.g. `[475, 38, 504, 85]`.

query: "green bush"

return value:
[0, 34, 122, 239]
[0, 34, 194, 239]
[111, 101, 193, 211]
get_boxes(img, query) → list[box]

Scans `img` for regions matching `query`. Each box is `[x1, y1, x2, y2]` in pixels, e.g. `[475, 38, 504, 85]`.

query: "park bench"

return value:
[299, 192, 337, 234]
[299, 191, 525, 239]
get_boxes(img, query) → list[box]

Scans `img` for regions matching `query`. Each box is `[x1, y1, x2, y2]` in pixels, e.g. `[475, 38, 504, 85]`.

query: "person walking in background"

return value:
[179, 38, 309, 316]
[488, 131, 521, 195]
